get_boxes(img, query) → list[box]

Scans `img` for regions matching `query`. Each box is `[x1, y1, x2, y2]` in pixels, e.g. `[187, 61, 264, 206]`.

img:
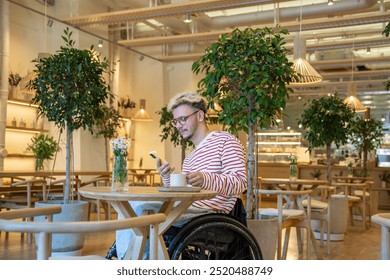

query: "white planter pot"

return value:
[35, 200, 89, 256]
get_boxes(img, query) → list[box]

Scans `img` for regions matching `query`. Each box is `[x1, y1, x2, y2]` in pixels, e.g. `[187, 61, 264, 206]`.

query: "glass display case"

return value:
[256, 132, 302, 163]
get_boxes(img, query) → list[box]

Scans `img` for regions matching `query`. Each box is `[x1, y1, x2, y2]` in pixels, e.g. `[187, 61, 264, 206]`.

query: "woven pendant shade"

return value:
[343, 83, 367, 113]
[291, 36, 322, 85]
[132, 99, 153, 121]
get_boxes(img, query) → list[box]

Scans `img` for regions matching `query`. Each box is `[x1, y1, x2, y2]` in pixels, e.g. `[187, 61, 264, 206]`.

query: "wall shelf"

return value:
[6, 126, 48, 134]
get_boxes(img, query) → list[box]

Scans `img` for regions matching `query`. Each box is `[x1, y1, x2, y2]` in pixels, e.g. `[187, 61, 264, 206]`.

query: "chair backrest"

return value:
[0, 206, 166, 260]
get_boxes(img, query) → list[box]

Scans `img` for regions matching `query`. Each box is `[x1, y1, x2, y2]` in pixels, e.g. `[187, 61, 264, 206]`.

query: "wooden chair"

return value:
[80, 175, 112, 220]
[257, 188, 320, 260]
[0, 206, 166, 260]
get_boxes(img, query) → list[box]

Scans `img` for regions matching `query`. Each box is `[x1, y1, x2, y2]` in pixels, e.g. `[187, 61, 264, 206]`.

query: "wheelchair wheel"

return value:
[167, 213, 263, 260]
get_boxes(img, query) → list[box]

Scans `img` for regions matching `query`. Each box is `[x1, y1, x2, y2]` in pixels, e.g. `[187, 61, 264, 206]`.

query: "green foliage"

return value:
[382, 21, 390, 37]
[94, 105, 121, 139]
[29, 27, 113, 203]
[192, 26, 297, 218]
[192, 27, 298, 134]
[30, 27, 112, 134]
[379, 171, 390, 183]
[27, 134, 58, 160]
[299, 95, 355, 150]
[349, 117, 384, 155]
[156, 106, 194, 149]
[310, 169, 322, 179]
[8, 72, 22, 87]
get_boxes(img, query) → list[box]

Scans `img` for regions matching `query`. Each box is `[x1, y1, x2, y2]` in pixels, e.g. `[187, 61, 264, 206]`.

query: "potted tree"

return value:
[298, 95, 355, 183]
[192, 27, 297, 218]
[31, 27, 112, 204]
[349, 116, 383, 177]
[192, 27, 297, 259]
[30, 27, 113, 255]
[26, 134, 58, 171]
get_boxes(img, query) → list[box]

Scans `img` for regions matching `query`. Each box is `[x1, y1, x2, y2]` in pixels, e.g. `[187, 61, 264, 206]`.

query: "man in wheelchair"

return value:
[108, 91, 261, 260]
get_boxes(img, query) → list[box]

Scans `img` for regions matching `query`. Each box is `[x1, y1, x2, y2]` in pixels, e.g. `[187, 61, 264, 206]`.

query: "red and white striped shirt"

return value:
[164, 131, 247, 214]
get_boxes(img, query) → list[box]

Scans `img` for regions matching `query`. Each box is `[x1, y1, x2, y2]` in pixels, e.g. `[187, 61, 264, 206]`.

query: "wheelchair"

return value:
[106, 198, 263, 260]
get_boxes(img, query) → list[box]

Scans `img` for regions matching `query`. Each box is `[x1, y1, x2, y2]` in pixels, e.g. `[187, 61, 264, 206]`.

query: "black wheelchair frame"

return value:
[106, 198, 263, 260]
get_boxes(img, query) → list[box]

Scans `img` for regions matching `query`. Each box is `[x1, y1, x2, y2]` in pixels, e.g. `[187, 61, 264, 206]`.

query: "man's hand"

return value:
[186, 172, 204, 188]
[157, 160, 175, 178]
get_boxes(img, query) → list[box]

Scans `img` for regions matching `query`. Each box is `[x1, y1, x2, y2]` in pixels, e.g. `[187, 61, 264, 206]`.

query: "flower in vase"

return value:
[110, 137, 130, 156]
[288, 154, 298, 164]
[110, 137, 131, 190]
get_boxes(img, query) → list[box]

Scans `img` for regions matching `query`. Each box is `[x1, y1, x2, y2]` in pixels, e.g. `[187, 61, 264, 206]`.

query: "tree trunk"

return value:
[362, 148, 368, 177]
[246, 124, 255, 219]
[326, 144, 332, 184]
[64, 127, 72, 204]
[105, 139, 109, 171]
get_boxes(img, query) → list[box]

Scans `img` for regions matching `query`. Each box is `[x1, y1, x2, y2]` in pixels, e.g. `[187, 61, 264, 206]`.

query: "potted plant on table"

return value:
[29, 27, 113, 254]
[26, 134, 58, 171]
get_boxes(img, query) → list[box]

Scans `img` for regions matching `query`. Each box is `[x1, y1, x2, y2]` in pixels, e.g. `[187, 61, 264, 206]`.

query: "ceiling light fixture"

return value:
[98, 40, 103, 48]
[132, 99, 153, 121]
[183, 14, 192, 23]
[328, 0, 334, 6]
[291, 1, 323, 84]
[343, 41, 367, 113]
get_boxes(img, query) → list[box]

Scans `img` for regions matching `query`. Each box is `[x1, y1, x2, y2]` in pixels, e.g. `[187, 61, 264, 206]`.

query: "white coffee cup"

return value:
[170, 173, 187, 187]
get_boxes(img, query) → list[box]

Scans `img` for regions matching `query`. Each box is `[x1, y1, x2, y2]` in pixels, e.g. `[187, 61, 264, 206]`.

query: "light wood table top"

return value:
[79, 186, 217, 260]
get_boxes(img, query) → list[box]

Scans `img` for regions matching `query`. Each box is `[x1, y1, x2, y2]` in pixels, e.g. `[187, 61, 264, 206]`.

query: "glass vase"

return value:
[112, 155, 129, 192]
[289, 163, 297, 181]
[35, 157, 44, 171]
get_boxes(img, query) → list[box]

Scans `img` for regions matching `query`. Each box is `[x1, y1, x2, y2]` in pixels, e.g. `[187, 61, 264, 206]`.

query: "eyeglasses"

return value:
[171, 110, 199, 126]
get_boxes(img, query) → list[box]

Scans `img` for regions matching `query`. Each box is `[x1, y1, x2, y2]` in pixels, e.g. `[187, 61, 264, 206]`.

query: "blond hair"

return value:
[168, 91, 208, 113]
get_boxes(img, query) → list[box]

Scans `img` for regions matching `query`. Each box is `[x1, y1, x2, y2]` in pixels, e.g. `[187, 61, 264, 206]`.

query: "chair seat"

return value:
[332, 194, 360, 202]
[258, 208, 304, 219]
[372, 213, 390, 228]
[353, 190, 370, 197]
[302, 199, 328, 210]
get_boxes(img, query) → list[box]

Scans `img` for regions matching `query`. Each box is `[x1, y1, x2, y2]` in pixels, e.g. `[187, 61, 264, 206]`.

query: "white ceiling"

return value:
[16, 0, 390, 125]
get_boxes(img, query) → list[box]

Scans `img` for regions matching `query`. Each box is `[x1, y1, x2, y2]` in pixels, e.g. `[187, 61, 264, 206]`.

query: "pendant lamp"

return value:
[343, 84, 367, 113]
[132, 99, 153, 121]
[290, 2, 322, 85]
[291, 35, 323, 84]
[343, 42, 367, 113]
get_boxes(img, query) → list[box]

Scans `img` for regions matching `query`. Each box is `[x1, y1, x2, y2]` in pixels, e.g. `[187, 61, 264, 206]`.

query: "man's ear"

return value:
[199, 110, 206, 122]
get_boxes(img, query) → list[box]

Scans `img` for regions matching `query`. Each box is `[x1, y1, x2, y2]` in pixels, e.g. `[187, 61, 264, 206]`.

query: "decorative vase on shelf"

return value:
[112, 155, 128, 192]
[289, 163, 297, 181]
[35, 157, 44, 171]
[347, 164, 353, 178]
[288, 154, 298, 181]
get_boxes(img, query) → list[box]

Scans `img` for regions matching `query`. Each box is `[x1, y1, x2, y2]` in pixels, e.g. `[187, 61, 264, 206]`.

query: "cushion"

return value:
[258, 208, 304, 219]
[302, 199, 328, 210]
[353, 190, 370, 197]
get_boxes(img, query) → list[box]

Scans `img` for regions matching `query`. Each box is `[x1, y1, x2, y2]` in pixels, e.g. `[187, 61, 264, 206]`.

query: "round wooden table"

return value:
[79, 186, 217, 259]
